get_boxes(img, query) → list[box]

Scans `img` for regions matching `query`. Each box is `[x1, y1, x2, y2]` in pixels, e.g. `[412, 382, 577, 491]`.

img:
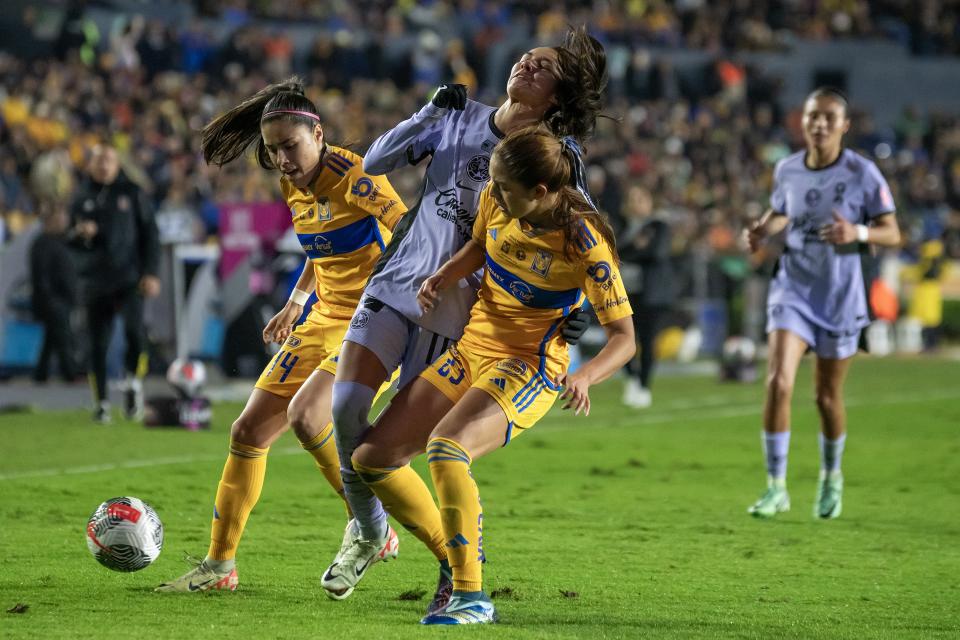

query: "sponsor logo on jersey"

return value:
[351, 310, 370, 329]
[501, 240, 511, 254]
[588, 261, 612, 284]
[351, 177, 382, 201]
[285, 336, 302, 348]
[496, 359, 528, 377]
[515, 248, 526, 261]
[466, 155, 490, 182]
[833, 182, 846, 204]
[530, 249, 553, 278]
[434, 187, 473, 240]
[312, 234, 333, 256]
[602, 295, 629, 310]
[509, 280, 534, 303]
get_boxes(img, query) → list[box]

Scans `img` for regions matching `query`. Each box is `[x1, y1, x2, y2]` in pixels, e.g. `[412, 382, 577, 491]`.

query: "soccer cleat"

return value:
[321, 524, 399, 600]
[124, 378, 144, 421]
[424, 563, 454, 617]
[93, 401, 112, 424]
[622, 378, 652, 409]
[748, 482, 790, 519]
[814, 472, 843, 519]
[420, 594, 498, 625]
[155, 560, 238, 593]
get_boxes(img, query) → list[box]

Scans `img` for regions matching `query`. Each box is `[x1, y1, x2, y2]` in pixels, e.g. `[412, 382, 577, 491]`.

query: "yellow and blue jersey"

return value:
[281, 145, 406, 320]
[461, 184, 632, 377]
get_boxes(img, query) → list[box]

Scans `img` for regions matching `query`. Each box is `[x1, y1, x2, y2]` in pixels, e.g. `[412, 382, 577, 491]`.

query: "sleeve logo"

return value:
[351, 177, 381, 201]
[587, 261, 612, 284]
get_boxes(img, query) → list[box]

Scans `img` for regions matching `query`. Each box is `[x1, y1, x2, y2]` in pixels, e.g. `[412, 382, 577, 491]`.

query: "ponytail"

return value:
[201, 77, 321, 170]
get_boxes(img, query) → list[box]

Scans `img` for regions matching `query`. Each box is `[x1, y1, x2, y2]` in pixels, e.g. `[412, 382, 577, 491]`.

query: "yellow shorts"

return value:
[420, 345, 561, 445]
[255, 312, 349, 398]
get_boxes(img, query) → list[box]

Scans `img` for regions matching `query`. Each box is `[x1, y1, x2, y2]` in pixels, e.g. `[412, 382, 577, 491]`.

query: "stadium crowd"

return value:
[2, 0, 960, 284]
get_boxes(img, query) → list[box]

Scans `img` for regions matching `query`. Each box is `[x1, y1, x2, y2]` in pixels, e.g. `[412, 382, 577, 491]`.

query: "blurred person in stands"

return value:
[69, 144, 160, 423]
[743, 88, 900, 520]
[618, 184, 673, 408]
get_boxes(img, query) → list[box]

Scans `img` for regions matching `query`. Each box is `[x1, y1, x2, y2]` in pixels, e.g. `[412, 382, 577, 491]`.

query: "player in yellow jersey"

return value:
[351, 127, 635, 624]
[157, 78, 406, 594]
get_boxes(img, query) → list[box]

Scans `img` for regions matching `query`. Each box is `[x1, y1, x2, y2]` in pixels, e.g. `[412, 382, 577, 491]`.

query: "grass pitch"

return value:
[1, 356, 958, 639]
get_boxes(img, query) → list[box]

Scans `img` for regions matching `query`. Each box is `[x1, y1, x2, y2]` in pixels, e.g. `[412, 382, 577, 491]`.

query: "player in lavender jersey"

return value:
[744, 88, 901, 520]
[320, 27, 607, 609]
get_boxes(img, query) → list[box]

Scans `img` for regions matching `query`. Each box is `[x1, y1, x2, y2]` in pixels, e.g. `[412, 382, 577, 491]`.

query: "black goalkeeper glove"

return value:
[560, 309, 591, 345]
[431, 84, 467, 110]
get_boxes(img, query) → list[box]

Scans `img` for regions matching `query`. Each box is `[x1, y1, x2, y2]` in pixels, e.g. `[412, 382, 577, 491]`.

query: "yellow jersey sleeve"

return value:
[471, 184, 497, 246]
[578, 226, 633, 325]
[343, 163, 407, 231]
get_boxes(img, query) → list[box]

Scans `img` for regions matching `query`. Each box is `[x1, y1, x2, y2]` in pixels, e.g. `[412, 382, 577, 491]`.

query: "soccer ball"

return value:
[86, 497, 164, 572]
[166, 358, 207, 398]
[720, 336, 758, 383]
[722, 336, 757, 364]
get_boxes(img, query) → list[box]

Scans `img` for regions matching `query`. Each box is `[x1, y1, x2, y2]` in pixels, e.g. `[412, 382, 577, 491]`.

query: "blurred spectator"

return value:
[69, 144, 160, 423]
[30, 206, 80, 383]
[618, 185, 674, 409]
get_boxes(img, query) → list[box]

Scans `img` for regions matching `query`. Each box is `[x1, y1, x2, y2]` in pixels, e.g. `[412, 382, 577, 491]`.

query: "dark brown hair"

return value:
[201, 77, 321, 170]
[545, 25, 608, 143]
[806, 86, 849, 118]
[493, 126, 618, 264]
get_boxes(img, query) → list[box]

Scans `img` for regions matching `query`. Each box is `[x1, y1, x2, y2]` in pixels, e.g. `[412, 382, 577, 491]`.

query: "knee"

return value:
[231, 414, 267, 447]
[815, 387, 840, 414]
[765, 369, 794, 401]
[286, 396, 313, 440]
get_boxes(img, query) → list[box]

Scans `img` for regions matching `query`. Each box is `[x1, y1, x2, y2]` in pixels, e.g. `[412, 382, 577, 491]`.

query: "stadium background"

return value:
[1, 0, 959, 385]
[0, 3, 958, 639]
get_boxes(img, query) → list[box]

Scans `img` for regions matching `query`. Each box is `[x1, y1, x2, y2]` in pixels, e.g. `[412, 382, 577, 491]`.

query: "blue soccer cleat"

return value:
[420, 594, 498, 625]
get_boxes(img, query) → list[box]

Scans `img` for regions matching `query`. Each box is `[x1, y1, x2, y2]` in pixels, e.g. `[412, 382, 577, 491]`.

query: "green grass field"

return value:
[1, 356, 959, 639]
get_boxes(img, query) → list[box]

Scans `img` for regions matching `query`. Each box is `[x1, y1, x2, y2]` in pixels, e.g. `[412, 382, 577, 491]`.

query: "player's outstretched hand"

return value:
[263, 302, 301, 344]
[431, 84, 467, 110]
[560, 308, 590, 345]
[819, 210, 856, 245]
[417, 272, 448, 312]
[744, 220, 766, 253]
[557, 370, 591, 416]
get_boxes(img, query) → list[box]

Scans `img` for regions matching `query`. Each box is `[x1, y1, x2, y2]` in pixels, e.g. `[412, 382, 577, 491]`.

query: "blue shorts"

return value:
[766, 304, 860, 360]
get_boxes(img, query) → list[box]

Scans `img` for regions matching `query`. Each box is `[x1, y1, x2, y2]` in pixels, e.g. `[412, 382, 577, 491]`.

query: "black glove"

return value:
[560, 309, 591, 345]
[431, 84, 467, 110]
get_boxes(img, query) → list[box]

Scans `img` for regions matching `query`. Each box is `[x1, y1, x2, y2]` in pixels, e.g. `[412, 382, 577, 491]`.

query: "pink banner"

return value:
[219, 202, 290, 280]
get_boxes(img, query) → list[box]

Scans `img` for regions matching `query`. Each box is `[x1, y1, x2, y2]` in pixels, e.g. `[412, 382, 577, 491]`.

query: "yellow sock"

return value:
[354, 461, 446, 561]
[426, 437, 483, 592]
[300, 422, 352, 518]
[208, 441, 268, 561]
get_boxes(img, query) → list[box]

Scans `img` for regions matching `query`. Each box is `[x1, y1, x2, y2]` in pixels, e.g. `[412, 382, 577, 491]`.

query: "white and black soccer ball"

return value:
[722, 336, 757, 365]
[86, 497, 164, 572]
[166, 358, 207, 398]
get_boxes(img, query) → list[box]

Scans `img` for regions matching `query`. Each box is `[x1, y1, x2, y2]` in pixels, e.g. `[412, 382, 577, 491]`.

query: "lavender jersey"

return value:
[768, 149, 895, 333]
[362, 98, 594, 339]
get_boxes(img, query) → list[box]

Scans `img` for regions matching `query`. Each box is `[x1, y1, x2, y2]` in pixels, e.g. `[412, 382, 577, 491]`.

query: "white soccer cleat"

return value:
[321, 524, 399, 600]
[622, 378, 652, 409]
[155, 560, 238, 593]
[748, 481, 790, 519]
[814, 471, 843, 519]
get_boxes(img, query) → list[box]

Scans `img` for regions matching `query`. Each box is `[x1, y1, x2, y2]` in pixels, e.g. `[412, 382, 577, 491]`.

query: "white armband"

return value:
[288, 288, 310, 306]
[855, 224, 869, 243]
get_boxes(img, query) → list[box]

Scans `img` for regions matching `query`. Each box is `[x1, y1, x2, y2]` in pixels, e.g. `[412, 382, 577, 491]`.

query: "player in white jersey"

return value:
[744, 88, 901, 520]
[320, 27, 606, 608]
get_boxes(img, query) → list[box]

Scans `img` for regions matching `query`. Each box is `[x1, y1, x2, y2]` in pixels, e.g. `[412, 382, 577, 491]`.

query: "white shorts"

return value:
[343, 295, 457, 390]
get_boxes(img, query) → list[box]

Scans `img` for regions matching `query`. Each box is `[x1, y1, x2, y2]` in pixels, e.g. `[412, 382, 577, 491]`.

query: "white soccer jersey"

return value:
[363, 99, 594, 340]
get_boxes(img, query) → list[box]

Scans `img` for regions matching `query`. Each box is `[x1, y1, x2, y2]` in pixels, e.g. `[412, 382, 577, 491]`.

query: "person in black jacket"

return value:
[30, 206, 80, 383]
[70, 144, 160, 423]
[617, 185, 674, 408]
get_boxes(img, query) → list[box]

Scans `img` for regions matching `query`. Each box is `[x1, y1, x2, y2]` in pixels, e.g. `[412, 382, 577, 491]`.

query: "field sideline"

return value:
[1, 356, 958, 639]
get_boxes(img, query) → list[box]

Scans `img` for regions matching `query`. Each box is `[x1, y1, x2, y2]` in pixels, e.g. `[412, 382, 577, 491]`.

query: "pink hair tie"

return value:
[262, 109, 321, 122]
